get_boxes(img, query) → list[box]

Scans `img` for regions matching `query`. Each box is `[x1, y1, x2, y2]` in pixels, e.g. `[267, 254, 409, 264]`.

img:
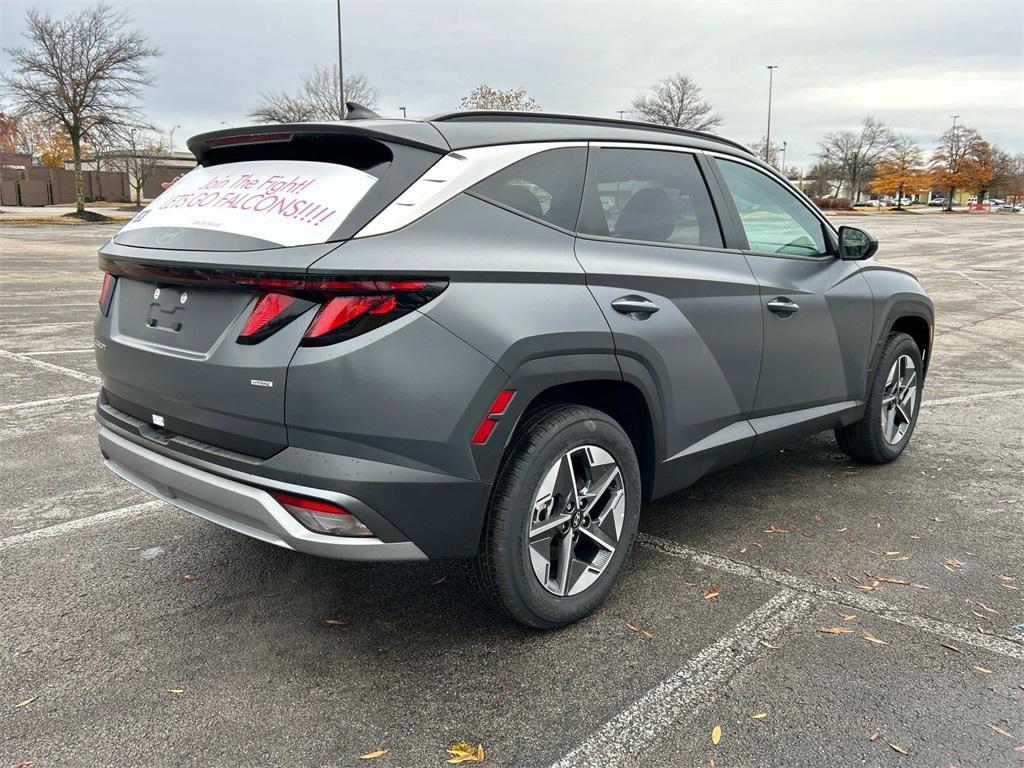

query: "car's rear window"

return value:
[117, 159, 378, 248]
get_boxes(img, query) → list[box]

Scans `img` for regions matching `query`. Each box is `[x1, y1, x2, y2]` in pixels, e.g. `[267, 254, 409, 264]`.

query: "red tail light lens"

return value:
[237, 293, 313, 345]
[98, 273, 116, 315]
[299, 281, 445, 347]
[472, 389, 516, 445]
[270, 490, 374, 537]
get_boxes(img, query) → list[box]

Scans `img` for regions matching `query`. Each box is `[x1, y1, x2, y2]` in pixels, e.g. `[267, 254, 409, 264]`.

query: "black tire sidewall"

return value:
[868, 334, 924, 461]
[491, 407, 641, 628]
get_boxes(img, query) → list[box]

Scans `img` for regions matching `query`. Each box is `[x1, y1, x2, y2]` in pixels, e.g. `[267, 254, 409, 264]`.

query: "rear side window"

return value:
[470, 147, 586, 231]
[716, 159, 828, 257]
[578, 148, 722, 248]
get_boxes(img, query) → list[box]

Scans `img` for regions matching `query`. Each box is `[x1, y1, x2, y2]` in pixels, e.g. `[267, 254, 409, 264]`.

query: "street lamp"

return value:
[336, 0, 345, 117]
[168, 124, 181, 153]
[765, 65, 779, 163]
[780, 140, 787, 172]
[616, 110, 627, 120]
[399, 107, 406, 118]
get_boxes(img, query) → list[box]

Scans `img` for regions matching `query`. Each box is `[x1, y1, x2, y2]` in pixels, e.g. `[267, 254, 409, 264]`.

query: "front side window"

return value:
[578, 148, 722, 248]
[716, 159, 828, 257]
[470, 147, 586, 231]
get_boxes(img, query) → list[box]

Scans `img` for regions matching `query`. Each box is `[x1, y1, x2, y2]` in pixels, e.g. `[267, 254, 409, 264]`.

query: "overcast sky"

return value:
[2, 0, 1022, 168]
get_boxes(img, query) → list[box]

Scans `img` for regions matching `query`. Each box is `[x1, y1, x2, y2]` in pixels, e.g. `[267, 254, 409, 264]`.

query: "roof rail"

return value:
[428, 110, 753, 155]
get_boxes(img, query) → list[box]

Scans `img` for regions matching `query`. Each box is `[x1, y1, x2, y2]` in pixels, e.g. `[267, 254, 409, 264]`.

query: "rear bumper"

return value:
[99, 425, 427, 561]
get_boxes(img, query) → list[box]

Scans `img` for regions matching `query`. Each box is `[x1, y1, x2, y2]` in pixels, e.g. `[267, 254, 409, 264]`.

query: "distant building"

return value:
[69, 150, 196, 200]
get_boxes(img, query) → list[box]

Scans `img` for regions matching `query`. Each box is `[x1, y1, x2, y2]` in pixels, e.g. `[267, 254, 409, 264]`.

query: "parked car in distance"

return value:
[94, 109, 934, 628]
[927, 198, 946, 206]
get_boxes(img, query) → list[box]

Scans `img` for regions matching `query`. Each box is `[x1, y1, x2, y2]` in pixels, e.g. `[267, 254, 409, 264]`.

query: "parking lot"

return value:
[1, 213, 1022, 767]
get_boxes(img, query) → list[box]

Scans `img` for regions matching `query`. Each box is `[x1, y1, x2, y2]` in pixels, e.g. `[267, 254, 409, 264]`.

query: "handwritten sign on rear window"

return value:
[120, 160, 377, 247]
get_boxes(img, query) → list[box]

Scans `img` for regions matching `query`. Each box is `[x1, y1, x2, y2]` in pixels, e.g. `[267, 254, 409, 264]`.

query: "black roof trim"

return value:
[428, 111, 752, 155]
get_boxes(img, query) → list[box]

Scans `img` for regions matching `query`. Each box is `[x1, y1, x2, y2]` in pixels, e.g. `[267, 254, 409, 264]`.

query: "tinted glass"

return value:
[578, 148, 722, 248]
[716, 159, 828, 256]
[471, 147, 586, 230]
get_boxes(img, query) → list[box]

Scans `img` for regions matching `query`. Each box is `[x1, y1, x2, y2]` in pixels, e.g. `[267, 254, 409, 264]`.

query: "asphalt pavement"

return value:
[1, 212, 1022, 767]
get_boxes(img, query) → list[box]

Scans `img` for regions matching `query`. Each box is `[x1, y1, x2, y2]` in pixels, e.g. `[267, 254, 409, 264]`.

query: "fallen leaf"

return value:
[839, 613, 858, 622]
[704, 584, 720, 600]
[836, 526, 848, 532]
[711, 725, 722, 745]
[752, 712, 768, 720]
[759, 640, 779, 649]
[869, 731, 881, 742]
[183, 574, 198, 581]
[863, 632, 888, 645]
[739, 546, 748, 554]
[1014, 745, 1024, 753]
[818, 626, 854, 635]
[975, 602, 999, 615]
[14, 696, 36, 709]
[1002, 584, 1020, 590]
[432, 577, 447, 586]
[325, 619, 345, 626]
[166, 688, 184, 695]
[989, 725, 1013, 738]
[940, 642, 962, 654]
[446, 741, 485, 764]
[625, 623, 653, 640]
[359, 748, 390, 759]
[885, 550, 901, 556]
[763, 525, 787, 534]
[9, 762, 34, 768]
[974, 666, 993, 674]
[889, 743, 909, 755]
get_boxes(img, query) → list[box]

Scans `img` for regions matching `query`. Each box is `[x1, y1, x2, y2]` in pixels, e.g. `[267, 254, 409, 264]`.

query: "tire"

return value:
[835, 332, 923, 464]
[469, 405, 642, 629]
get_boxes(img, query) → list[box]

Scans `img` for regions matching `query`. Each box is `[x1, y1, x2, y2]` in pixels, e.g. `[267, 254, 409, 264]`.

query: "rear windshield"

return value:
[117, 159, 378, 248]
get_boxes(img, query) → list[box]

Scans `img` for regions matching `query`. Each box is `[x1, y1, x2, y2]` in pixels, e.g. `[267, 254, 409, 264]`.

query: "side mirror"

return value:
[838, 226, 878, 261]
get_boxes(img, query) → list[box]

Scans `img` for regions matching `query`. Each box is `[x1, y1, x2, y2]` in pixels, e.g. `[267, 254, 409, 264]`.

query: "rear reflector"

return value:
[98, 273, 116, 315]
[270, 490, 374, 538]
[471, 389, 516, 445]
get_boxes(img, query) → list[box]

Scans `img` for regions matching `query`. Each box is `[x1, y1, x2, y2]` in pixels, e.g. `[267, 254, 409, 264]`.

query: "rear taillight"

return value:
[299, 280, 445, 347]
[237, 293, 314, 345]
[270, 490, 374, 537]
[98, 273, 116, 315]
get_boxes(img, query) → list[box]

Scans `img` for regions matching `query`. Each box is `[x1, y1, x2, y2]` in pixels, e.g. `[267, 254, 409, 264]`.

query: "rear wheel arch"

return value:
[864, 301, 933, 398]
[514, 379, 657, 503]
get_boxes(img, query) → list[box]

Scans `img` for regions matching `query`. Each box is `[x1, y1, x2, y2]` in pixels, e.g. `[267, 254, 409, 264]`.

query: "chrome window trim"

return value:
[354, 141, 586, 238]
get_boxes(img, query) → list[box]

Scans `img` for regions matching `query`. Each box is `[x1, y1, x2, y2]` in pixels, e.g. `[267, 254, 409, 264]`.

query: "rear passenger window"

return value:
[470, 147, 586, 231]
[578, 148, 722, 248]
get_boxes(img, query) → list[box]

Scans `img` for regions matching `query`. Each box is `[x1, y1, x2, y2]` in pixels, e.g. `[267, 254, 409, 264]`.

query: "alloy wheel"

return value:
[527, 445, 625, 597]
[881, 354, 917, 445]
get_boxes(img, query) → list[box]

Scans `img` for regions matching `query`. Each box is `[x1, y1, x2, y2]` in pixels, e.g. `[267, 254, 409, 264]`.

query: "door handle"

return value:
[766, 297, 799, 317]
[611, 295, 659, 319]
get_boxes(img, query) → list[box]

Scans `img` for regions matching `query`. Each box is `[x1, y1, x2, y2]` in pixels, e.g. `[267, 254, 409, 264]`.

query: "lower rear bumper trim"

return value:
[98, 425, 428, 562]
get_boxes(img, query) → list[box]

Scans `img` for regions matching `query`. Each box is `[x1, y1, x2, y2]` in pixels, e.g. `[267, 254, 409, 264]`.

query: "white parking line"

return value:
[639, 533, 1024, 660]
[22, 348, 94, 356]
[922, 388, 1024, 408]
[0, 320, 93, 327]
[0, 302, 96, 308]
[0, 500, 163, 552]
[0, 392, 96, 412]
[549, 590, 814, 768]
[0, 347, 100, 385]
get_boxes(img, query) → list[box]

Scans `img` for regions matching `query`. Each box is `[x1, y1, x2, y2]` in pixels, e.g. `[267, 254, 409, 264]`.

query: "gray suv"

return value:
[94, 110, 933, 628]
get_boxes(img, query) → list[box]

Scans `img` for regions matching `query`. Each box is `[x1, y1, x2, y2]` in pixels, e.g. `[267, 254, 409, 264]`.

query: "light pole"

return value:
[399, 107, 406, 118]
[765, 65, 779, 163]
[168, 124, 181, 153]
[616, 110, 626, 120]
[336, 0, 345, 117]
[780, 140, 787, 173]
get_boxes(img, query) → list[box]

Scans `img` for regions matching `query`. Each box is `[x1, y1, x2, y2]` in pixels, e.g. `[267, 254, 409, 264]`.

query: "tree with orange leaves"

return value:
[930, 125, 991, 210]
[870, 135, 931, 210]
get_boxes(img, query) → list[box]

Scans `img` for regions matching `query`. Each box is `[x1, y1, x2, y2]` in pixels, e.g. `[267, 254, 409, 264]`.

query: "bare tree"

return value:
[458, 85, 540, 112]
[111, 126, 167, 207]
[749, 136, 784, 169]
[2, 3, 159, 215]
[250, 67, 379, 123]
[631, 74, 722, 131]
[817, 117, 895, 202]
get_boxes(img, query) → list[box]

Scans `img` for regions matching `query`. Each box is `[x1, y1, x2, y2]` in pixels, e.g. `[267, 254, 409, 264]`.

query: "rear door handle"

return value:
[766, 297, 799, 317]
[611, 296, 659, 319]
